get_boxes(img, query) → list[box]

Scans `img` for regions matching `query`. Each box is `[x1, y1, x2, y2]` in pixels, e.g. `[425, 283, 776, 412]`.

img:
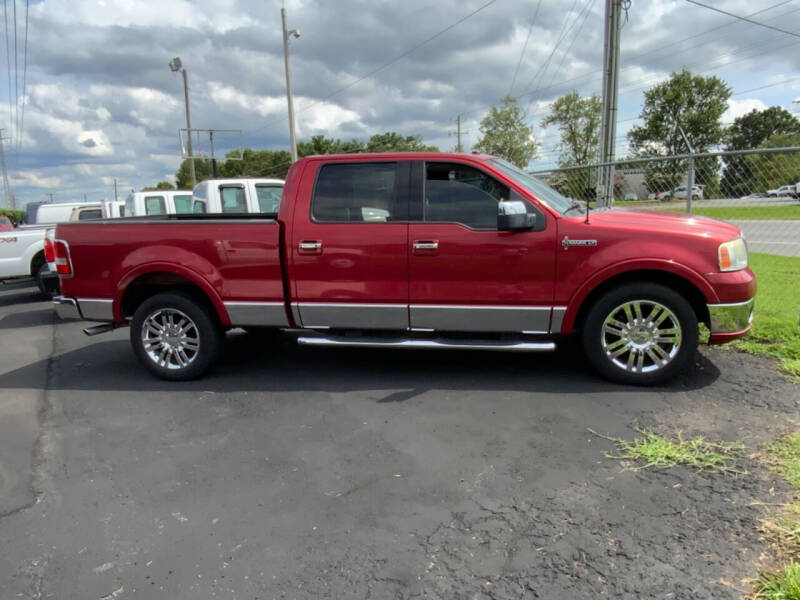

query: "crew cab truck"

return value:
[52, 152, 756, 385]
[190, 178, 285, 214]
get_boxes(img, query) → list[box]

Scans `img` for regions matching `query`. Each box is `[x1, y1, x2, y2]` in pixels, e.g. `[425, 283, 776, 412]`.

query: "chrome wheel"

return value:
[601, 300, 682, 374]
[141, 308, 200, 370]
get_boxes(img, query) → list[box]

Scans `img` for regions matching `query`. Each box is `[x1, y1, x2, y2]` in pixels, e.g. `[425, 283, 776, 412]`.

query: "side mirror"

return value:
[498, 200, 536, 231]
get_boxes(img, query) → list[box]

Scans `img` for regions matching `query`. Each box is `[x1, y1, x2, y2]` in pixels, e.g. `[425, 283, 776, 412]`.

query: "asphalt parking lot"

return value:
[1, 280, 798, 599]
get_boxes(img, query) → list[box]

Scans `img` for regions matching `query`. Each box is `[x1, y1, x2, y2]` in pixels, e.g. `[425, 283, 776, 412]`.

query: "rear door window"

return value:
[255, 185, 283, 213]
[219, 186, 247, 213]
[144, 195, 166, 215]
[173, 194, 193, 214]
[312, 162, 401, 223]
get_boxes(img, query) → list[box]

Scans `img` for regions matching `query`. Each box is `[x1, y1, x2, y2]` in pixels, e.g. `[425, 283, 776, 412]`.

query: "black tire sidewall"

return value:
[581, 282, 699, 385]
[130, 292, 221, 381]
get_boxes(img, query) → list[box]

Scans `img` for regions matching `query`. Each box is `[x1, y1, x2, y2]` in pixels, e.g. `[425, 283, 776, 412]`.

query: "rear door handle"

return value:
[412, 240, 439, 255]
[298, 240, 323, 255]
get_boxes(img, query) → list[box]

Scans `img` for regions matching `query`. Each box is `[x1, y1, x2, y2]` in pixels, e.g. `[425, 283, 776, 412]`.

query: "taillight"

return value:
[53, 240, 73, 277]
[44, 237, 55, 263]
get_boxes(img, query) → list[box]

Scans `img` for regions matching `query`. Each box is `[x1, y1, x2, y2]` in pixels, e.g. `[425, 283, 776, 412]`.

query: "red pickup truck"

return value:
[52, 152, 755, 385]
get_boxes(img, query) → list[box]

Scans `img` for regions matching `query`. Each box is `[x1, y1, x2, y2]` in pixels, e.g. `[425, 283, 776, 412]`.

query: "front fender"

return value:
[559, 258, 718, 335]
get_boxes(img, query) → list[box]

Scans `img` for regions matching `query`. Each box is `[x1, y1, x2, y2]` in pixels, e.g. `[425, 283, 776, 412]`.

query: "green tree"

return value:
[474, 96, 539, 168]
[745, 132, 800, 192]
[141, 181, 176, 191]
[297, 134, 365, 156]
[541, 92, 602, 199]
[628, 69, 731, 195]
[175, 159, 214, 189]
[364, 132, 437, 152]
[542, 92, 602, 166]
[721, 107, 800, 197]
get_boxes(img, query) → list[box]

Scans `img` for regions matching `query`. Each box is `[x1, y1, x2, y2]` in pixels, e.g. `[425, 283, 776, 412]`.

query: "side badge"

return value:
[562, 236, 598, 250]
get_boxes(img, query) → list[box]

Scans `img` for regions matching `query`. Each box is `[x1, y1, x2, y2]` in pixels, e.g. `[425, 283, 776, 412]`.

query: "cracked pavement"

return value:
[0, 280, 798, 599]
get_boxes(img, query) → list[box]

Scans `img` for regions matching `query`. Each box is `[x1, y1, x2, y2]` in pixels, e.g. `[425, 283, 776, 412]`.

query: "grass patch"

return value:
[729, 253, 800, 379]
[668, 205, 800, 220]
[754, 433, 800, 599]
[589, 428, 746, 474]
[754, 563, 800, 599]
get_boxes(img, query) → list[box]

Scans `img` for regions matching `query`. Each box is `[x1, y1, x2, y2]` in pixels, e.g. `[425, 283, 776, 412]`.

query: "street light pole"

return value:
[281, 8, 299, 163]
[170, 57, 196, 188]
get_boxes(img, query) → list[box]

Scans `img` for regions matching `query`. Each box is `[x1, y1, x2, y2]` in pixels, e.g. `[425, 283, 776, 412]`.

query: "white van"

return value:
[36, 202, 103, 224]
[124, 190, 195, 217]
[190, 178, 284, 214]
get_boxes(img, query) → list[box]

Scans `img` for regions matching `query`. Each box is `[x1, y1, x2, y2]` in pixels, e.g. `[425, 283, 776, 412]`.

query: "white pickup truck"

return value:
[0, 225, 59, 296]
[124, 190, 195, 216]
[190, 178, 284, 214]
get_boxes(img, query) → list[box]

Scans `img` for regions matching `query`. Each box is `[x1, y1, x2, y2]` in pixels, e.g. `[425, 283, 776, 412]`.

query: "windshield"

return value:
[488, 158, 574, 214]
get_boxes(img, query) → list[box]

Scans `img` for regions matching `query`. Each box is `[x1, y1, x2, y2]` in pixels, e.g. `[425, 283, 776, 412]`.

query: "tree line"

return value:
[145, 68, 800, 199]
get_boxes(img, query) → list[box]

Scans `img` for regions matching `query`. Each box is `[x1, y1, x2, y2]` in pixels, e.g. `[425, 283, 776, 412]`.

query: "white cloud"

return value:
[723, 98, 767, 123]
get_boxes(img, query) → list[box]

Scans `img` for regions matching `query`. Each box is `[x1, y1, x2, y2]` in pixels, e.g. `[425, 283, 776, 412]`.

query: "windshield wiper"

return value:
[564, 201, 585, 215]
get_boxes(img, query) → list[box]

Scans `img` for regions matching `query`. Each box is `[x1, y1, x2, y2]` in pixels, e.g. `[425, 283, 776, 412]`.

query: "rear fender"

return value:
[113, 249, 230, 325]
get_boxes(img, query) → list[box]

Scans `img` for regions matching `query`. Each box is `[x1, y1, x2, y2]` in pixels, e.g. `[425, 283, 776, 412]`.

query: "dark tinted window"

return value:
[144, 195, 166, 215]
[220, 186, 247, 213]
[312, 163, 398, 223]
[192, 200, 206, 214]
[424, 162, 508, 229]
[78, 209, 102, 221]
[256, 185, 282, 213]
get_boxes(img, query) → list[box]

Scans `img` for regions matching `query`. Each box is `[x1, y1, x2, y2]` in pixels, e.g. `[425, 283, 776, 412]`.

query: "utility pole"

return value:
[0, 129, 14, 209]
[449, 115, 469, 152]
[169, 57, 196, 188]
[281, 8, 300, 163]
[46, 193, 54, 202]
[597, 0, 623, 207]
[114, 178, 118, 202]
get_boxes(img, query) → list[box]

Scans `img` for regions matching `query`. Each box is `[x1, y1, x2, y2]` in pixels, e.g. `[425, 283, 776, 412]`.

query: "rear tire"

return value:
[35, 264, 59, 299]
[130, 292, 222, 381]
[581, 282, 698, 385]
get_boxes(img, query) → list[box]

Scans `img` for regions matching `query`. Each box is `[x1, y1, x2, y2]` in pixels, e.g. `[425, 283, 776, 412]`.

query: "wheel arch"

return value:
[116, 266, 231, 326]
[562, 265, 713, 335]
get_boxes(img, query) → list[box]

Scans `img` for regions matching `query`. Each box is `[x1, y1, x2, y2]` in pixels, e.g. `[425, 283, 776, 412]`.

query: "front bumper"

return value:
[707, 297, 755, 345]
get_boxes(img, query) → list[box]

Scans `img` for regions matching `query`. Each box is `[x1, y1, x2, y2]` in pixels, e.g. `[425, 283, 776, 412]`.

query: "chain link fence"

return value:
[531, 146, 800, 257]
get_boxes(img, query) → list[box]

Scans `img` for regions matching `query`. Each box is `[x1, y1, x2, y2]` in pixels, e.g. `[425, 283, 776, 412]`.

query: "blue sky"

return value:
[1, 0, 799, 207]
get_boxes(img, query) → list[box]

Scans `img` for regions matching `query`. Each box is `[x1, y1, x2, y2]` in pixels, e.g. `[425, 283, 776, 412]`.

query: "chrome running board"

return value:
[297, 336, 555, 352]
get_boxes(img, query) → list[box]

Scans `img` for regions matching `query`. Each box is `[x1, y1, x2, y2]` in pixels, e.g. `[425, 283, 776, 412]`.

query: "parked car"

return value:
[660, 185, 703, 201]
[623, 192, 638, 201]
[0, 215, 13, 231]
[766, 184, 797, 198]
[124, 190, 195, 216]
[35, 201, 103, 224]
[52, 152, 755, 386]
[190, 178, 285, 214]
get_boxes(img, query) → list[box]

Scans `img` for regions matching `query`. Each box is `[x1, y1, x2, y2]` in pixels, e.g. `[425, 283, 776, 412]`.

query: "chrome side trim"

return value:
[297, 302, 408, 330]
[53, 296, 81, 320]
[409, 305, 551, 333]
[224, 301, 288, 327]
[550, 306, 567, 334]
[76, 298, 113, 321]
[708, 298, 755, 333]
[298, 336, 556, 352]
[290, 302, 303, 327]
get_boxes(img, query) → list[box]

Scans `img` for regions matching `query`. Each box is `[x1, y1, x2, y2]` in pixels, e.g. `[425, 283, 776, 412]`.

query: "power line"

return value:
[684, 0, 800, 40]
[508, 0, 542, 97]
[16, 0, 26, 155]
[253, 0, 497, 134]
[3, 0, 12, 145]
[544, 0, 597, 92]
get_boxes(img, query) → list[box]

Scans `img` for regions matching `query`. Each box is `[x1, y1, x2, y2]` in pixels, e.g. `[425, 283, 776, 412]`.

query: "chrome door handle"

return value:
[299, 241, 322, 251]
[413, 241, 438, 250]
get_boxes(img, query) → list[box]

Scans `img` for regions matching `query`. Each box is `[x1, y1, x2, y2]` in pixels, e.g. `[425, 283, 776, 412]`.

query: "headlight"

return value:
[718, 237, 748, 272]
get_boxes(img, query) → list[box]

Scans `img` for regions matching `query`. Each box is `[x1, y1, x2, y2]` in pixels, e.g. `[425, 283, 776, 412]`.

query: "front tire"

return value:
[581, 282, 698, 385]
[130, 292, 222, 381]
